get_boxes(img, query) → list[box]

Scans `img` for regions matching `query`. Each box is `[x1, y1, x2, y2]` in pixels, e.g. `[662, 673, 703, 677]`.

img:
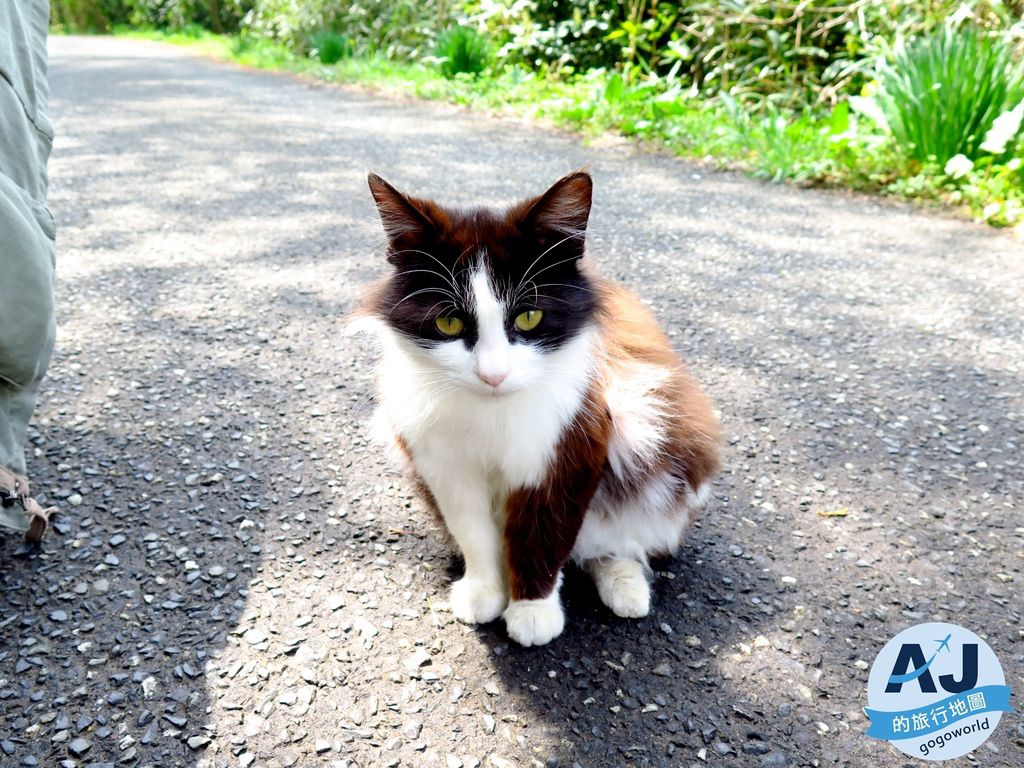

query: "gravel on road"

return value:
[1, 35, 1021, 768]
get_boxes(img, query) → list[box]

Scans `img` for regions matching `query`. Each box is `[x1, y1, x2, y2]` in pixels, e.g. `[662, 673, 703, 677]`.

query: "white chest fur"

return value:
[374, 327, 597, 493]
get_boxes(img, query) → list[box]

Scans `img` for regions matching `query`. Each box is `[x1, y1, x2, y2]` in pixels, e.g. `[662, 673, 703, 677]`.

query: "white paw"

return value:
[503, 597, 565, 647]
[589, 558, 650, 618]
[450, 577, 506, 624]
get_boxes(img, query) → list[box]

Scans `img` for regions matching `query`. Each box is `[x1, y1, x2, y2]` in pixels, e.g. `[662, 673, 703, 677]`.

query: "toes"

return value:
[450, 577, 506, 624]
[605, 582, 650, 618]
[503, 597, 565, 647]
[588, 558, 651, 619]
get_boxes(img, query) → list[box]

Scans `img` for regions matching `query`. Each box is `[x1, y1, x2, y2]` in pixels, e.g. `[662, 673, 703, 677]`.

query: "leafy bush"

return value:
[308, 30, 352, 64]
[471, 0, 623, 72]
[473, 1, 1022, 106]
[874, 23, 1024, 165]
[121, 0, 252, 32]
[243, 0, 451, 59]
[51, 0, 253, 33]
[435, 25, 490, 78]
[51, 0, 131, 31]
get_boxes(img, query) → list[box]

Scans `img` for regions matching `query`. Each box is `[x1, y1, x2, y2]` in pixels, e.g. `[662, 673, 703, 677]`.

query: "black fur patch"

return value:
[367, 173, 597, 351]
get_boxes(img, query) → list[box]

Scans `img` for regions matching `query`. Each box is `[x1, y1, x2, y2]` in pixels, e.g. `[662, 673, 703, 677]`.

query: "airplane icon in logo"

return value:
[887, 633, 955, 686]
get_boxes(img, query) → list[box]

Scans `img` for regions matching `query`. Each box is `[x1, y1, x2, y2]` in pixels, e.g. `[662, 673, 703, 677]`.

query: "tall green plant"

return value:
[876, 23, 1024, 164]
[436, 26, 491, 78]
[308, 30, 352, 64]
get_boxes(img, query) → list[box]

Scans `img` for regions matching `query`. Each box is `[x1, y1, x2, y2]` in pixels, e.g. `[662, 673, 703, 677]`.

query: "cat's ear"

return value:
[367, 173, 435, 255]
[520, 170, 593, 245]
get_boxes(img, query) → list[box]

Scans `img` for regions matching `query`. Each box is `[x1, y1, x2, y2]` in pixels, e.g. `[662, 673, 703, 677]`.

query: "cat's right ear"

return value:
[367, 173, 434, 258]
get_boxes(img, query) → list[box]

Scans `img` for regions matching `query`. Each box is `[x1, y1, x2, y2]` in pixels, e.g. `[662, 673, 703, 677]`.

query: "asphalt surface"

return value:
[1, 35, 1022, 768]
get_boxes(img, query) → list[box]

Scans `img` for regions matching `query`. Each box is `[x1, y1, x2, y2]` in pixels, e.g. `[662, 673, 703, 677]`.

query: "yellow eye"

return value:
[435, 315, 465, 336]
[514, 309, 544, 332]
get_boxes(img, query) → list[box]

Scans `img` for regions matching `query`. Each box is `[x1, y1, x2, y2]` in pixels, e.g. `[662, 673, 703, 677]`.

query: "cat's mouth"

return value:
[473, 381, 515, 399]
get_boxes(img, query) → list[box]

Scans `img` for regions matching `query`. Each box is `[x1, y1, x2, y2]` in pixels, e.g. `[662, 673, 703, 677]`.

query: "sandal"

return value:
[0, 466, 56, 543]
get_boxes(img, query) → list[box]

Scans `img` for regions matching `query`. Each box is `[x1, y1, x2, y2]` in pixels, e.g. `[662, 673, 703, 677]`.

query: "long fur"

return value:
[352, 170, 722, 646]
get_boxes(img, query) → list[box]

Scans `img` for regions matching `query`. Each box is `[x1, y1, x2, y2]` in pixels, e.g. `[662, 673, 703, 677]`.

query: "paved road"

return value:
[2, 35, 1022, 768]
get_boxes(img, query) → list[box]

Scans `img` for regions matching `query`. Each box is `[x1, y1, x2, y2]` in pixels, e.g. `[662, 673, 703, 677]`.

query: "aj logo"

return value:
[885, 633, 975, 694]
[865, 622, 1012, 761]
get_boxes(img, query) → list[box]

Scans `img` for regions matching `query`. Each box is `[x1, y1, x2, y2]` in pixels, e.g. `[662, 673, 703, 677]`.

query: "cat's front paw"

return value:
[450, 577, 507, 624]
[588, 558, 650, 618]
[503, 596, 565, 647]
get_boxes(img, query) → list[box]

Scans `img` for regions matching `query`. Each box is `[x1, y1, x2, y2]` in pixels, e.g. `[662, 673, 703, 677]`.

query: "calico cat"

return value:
[354, 170, 721, 646]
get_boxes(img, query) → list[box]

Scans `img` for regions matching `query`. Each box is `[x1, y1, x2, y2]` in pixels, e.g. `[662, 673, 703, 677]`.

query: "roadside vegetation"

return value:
[52, 1, 1024, 227]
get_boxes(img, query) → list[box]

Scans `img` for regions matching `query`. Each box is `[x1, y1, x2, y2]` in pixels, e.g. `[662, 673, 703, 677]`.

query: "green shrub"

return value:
[435, 25, 490, 79]
[309, 30, 352, 64]
[473, 1, 1019, 105]
[52, 0, 243, 34]
[51, 0, 131, 32]
[472, 0, 623, 72]
[244, 0, 449, 59]
[120, 0, 252, 32]
[876, 23, 1024, 165]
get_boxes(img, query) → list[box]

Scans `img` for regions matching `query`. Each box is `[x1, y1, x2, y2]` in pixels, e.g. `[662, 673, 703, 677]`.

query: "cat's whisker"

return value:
[517, 252, 589, 293]
[527, 294, 579, 307]
[421, 299, 457, 316]
[391, 249, 464, 296]
[511, 280, 592, 310]
[513, 231, 586, 299]
[510, 280, 540, 308]
[520, 229, 586, 278]
[392, 267, 464, 297]
[530, 282, 595, 295]
[407, 372, 459, 387]
[388, 287, 459, 317]
[453, 256, 476, 286]
[394, 286, 458, 305]
[345, 389, 378, 419]
[457, 242, 477, 264]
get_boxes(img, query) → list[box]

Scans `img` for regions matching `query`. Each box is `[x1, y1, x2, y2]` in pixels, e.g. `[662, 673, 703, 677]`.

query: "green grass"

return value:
[117, 24, 234, 58]
[106, 26, 1022, 228]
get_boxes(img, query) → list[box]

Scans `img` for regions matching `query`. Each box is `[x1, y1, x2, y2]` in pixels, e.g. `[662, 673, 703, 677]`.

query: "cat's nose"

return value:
[477, 370, 508, 388]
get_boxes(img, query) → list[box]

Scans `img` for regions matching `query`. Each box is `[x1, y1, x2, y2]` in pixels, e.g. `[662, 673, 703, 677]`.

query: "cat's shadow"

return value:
[452, 541, 779, 766]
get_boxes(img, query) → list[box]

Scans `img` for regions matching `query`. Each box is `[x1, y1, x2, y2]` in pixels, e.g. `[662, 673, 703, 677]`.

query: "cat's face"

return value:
[366, 172, 597, 397]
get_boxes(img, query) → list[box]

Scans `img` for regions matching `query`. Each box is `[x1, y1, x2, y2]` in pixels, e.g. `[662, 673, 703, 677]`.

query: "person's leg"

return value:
[0, 0, 57, 541]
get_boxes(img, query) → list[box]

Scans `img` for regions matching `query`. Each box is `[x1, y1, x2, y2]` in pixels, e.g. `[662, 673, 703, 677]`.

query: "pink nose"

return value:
[477, 370, 508, 388]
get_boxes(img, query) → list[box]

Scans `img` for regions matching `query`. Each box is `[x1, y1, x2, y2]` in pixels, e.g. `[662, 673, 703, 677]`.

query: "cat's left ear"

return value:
[520, 170, 593, 248]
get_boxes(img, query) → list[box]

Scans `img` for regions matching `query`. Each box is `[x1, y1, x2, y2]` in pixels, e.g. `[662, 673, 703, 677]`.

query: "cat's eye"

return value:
[514, 309, 544, 332]
[435, 315, 465, 337]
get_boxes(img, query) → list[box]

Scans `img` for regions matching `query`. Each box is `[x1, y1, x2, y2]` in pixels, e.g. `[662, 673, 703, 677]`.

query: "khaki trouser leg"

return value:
[0, 0, 57, 539]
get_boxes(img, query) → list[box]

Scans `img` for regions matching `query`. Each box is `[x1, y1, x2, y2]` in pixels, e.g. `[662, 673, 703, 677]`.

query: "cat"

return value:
[352, 169, 722, 646]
